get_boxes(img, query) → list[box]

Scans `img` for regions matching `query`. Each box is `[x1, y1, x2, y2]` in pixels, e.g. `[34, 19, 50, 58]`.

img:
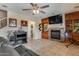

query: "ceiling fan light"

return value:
[36, 10, 39, 14]
[33, 10, 36, 14]
[33, 10, 39, 14]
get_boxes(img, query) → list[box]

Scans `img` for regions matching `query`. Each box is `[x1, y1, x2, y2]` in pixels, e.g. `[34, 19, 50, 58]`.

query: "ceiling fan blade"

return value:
[40, 5, 49, 9]
[30, 3, 34, 6]
[22, 9, 32, 11]
[40, 10, 46, 14]
[30, 3, 37, 6]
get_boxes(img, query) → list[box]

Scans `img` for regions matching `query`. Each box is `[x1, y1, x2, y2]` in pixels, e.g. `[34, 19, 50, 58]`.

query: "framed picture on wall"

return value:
[0, 18, 7, 29]
[1, 18, 7, 27]
[21, 20, 27, 26]
[0, 21, 1, 28]
[44, 24, 48, 32]
[9, 18, 17, 27]
[0, 9, 7, 28]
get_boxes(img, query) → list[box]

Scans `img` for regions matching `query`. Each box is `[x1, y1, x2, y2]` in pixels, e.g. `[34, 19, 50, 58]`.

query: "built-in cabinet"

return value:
[65, 19, 79, 33]
[65, 11, 79, 42]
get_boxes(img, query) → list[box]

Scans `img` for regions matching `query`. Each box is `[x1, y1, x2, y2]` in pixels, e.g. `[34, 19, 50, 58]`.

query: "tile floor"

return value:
[0, 47, 19, 56]
[23, 39, 79, 56]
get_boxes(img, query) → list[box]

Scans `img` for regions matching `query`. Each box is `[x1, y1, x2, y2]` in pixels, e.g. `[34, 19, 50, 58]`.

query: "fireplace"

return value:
[51, 30, 60, 39]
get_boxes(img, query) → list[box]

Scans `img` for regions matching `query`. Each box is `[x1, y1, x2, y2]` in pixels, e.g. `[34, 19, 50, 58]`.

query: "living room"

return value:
[0, 3, 79, 56]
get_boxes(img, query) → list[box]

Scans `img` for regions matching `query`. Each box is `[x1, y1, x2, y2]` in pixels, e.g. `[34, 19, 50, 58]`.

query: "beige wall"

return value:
[34, 20, 41, 39]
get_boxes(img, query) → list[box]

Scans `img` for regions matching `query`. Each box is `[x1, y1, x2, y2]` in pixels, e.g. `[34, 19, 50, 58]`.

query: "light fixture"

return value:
[33, 9, 39, 14]
[33, 10, 36, 14]
[36, 10, 39, 14]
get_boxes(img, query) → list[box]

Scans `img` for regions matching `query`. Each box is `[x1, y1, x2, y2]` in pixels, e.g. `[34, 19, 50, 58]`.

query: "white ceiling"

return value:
[0, 3, 79, 21]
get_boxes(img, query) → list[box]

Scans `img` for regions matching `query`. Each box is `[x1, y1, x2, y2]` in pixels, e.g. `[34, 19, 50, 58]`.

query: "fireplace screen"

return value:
[51, 30, 60, 39]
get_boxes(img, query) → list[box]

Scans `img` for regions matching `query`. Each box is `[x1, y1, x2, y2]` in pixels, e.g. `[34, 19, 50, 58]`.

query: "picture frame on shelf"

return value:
[9, 18, 17, 27]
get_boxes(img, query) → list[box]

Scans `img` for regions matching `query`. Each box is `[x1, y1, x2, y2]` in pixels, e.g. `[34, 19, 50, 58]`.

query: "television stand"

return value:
[14, 31, 27, 44]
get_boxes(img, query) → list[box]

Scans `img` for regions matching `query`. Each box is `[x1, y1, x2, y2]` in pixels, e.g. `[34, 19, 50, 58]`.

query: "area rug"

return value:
[15, 45, 39, 56]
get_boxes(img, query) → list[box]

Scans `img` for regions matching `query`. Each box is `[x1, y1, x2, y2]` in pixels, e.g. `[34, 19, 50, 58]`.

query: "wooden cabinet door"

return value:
[41, 18, 48, 39]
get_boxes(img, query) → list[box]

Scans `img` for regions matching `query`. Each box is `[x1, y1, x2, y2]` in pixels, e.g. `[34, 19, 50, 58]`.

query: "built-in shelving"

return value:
[65, 11, 79, 43]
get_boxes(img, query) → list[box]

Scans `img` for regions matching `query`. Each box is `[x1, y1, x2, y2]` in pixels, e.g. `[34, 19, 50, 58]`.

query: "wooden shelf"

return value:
[65, 11, 79, 43]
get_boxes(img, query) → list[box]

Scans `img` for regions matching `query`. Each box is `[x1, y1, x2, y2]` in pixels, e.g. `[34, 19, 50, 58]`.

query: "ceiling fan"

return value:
[22, 3, 49, 15]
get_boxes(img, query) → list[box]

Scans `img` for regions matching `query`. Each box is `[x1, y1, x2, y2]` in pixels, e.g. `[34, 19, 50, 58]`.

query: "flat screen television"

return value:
[48, 14, 62, 24]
